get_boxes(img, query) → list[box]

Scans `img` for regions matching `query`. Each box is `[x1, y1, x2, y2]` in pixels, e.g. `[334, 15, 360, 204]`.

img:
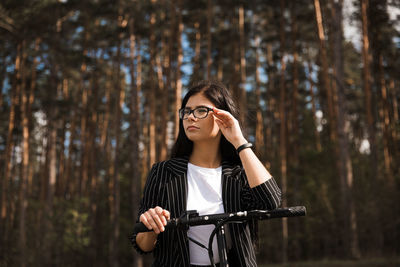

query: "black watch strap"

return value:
[236, 143, 253, 154]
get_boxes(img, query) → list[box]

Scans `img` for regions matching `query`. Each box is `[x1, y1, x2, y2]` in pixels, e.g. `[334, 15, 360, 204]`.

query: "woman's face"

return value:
[182, 93, 221, 143]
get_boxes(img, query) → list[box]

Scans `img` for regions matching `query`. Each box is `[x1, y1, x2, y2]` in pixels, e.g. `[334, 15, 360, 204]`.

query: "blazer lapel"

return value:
[166, 157, 189, 217]
[166, 157, 191, 266]
[221, 160, 242, 213]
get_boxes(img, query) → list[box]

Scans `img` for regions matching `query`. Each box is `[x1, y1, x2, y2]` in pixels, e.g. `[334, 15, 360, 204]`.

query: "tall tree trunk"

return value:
[361, 0, 378, 178]
[254, 35, 264, 159]
[389, 79, 399, 153]
[238, 4, 247, 129]
[290, 5, 300, 169]
[56, 78, 68, 196]
[264, 44, 275, 167]
[1, 41, 22, 254]
[79, 57, 89, 196]
[109, 14, 124, 265]
[193, 21, 201, 81]
[27, 38, 40, 195]
[289, 4, 301, 259]
[331, 0, 361, 259]
[360, 0, 383, 254]
[18, 40, 28, 267]
[156, 5, 168, 161]
[378, 54, 393, 183]
[149, 0, 157, 167]
[174, 0, 183, 139]
[279, 0, 288, 262]
[206, 0, 212, 79]
[129, 16, 143, 267]
[313, 0, 335, 142]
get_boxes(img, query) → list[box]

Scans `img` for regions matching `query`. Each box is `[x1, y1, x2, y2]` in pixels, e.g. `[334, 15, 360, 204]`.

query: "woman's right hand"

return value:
[139, 206, 170, 234]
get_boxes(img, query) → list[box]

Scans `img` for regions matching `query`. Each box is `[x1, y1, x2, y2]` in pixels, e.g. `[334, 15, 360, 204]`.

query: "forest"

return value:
[0, 0, 399, 266]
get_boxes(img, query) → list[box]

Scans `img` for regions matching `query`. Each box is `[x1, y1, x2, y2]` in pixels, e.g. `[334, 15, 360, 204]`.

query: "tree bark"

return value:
[279, 0, 288, 262]
[254, 35, 264, 159]
[378, 54, 393, 183]
[360, 0, 378, 178]
[313, 0, 336, 142]
[18, 39, 28, 267]
[109, 14, 124, 266]
[1, 41, 22, 254]
[174, 0, 183, 139]
[238, 4, 247, 129]
[206, 0, 212, 79]
[331, 0, 361, 259]
[129, 16, 143, 267]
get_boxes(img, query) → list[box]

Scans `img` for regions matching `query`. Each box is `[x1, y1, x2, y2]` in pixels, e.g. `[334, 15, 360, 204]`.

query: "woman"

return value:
[131, 81, 281, 267]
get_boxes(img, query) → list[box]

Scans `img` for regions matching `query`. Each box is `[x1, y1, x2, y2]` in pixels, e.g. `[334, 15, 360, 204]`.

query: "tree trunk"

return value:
[331, 0, 361, 259]
[313, 0, 335, 142]
[149, 0, 157, 167]
[206, 0, 212, 79]
[129, 16, 143, 267]
[361, 0, 378, 178]
[378, 54, 393, 183]
[27, 38, 40, 195]
[290, 4, 301, 259]
[174, 0, 183, 139]
[1, 41, 22, 254]
[109, 16, 124, 265]
[279, 0, 288, 262]
[193, 21, 201, 82]
[18, 40, 28, 267]
[254, 35, 264, 159]
[264, 44, 275, 167]
[156, 6, 168, 162]
[238, 4, 247, 129]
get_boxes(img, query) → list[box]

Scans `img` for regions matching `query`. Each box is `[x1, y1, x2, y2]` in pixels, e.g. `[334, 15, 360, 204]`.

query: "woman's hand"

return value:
[212, 107, 247, 149]
[140, 206, 170, 234]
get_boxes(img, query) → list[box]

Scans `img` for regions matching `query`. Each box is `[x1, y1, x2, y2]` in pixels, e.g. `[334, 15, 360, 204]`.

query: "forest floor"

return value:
[261, 258, 400, 267]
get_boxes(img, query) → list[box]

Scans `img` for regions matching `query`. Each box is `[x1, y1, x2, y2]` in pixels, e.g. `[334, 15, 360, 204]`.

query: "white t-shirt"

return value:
[186, 162, 224, 265]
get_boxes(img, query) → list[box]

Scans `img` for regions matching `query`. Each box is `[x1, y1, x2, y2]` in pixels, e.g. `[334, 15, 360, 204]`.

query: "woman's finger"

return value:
[155, 207, 167, 225]
[215, 118, 228, 128]
[162, 210, 170, 221]
[144, 212, 160, 233]
[148, 209, 165, 233]
[140, 213, 152, 230]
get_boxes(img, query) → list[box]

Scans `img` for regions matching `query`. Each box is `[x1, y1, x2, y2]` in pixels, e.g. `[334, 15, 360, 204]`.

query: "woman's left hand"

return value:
[212, 107, 247, 149]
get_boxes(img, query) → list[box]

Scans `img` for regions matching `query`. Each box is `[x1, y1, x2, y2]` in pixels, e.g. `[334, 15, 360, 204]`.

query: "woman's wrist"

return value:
[233, 137, 248, 149]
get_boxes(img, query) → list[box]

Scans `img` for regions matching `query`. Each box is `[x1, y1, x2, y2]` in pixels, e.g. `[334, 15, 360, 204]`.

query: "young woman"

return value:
[131, 81, 281, 267]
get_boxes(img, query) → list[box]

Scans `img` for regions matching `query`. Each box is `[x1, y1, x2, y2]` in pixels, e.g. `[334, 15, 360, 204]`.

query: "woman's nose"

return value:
[187, 112, 197, 121]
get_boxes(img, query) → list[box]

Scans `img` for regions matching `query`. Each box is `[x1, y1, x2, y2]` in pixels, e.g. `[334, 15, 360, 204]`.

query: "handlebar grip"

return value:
[133, 222, 152, 233]
[288, 206, 306, 217]
[268, 206, 306, 218]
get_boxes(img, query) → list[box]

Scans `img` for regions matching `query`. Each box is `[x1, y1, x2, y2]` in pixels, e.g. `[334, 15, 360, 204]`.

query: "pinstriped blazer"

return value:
[131, 157, 282, 267]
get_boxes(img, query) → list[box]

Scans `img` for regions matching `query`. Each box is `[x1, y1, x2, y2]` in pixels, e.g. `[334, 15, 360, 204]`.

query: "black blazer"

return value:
[131, 157, 282, 267]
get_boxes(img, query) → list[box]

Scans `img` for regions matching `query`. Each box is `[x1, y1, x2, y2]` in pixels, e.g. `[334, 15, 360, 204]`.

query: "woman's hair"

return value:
[170, 80, 241, 164]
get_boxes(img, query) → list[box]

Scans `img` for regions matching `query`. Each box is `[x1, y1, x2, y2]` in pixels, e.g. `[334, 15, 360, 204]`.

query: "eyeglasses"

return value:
[179, 106, 214, 120]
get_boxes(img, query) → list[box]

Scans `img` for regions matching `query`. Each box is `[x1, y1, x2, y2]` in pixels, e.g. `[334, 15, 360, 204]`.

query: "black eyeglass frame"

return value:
[179, 106, 214, 120]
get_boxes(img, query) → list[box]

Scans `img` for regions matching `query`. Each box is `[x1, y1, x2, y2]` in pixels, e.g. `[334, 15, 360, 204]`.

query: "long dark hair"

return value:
[170, 80, 241, 165]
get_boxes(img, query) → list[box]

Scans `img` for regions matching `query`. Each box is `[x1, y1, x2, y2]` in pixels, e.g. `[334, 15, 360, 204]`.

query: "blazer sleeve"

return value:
[130, 163, 163, 254]
[240, 169, 282, 211]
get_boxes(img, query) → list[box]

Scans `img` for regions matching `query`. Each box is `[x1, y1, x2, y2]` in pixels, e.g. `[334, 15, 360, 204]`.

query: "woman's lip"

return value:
[187, 126, 199, 130]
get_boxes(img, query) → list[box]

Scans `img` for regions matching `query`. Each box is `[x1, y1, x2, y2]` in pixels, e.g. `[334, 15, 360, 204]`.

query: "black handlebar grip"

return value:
[266, 206, 306, 218]
[133, 222, 152, 233]
[288, 206, 306, 217]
